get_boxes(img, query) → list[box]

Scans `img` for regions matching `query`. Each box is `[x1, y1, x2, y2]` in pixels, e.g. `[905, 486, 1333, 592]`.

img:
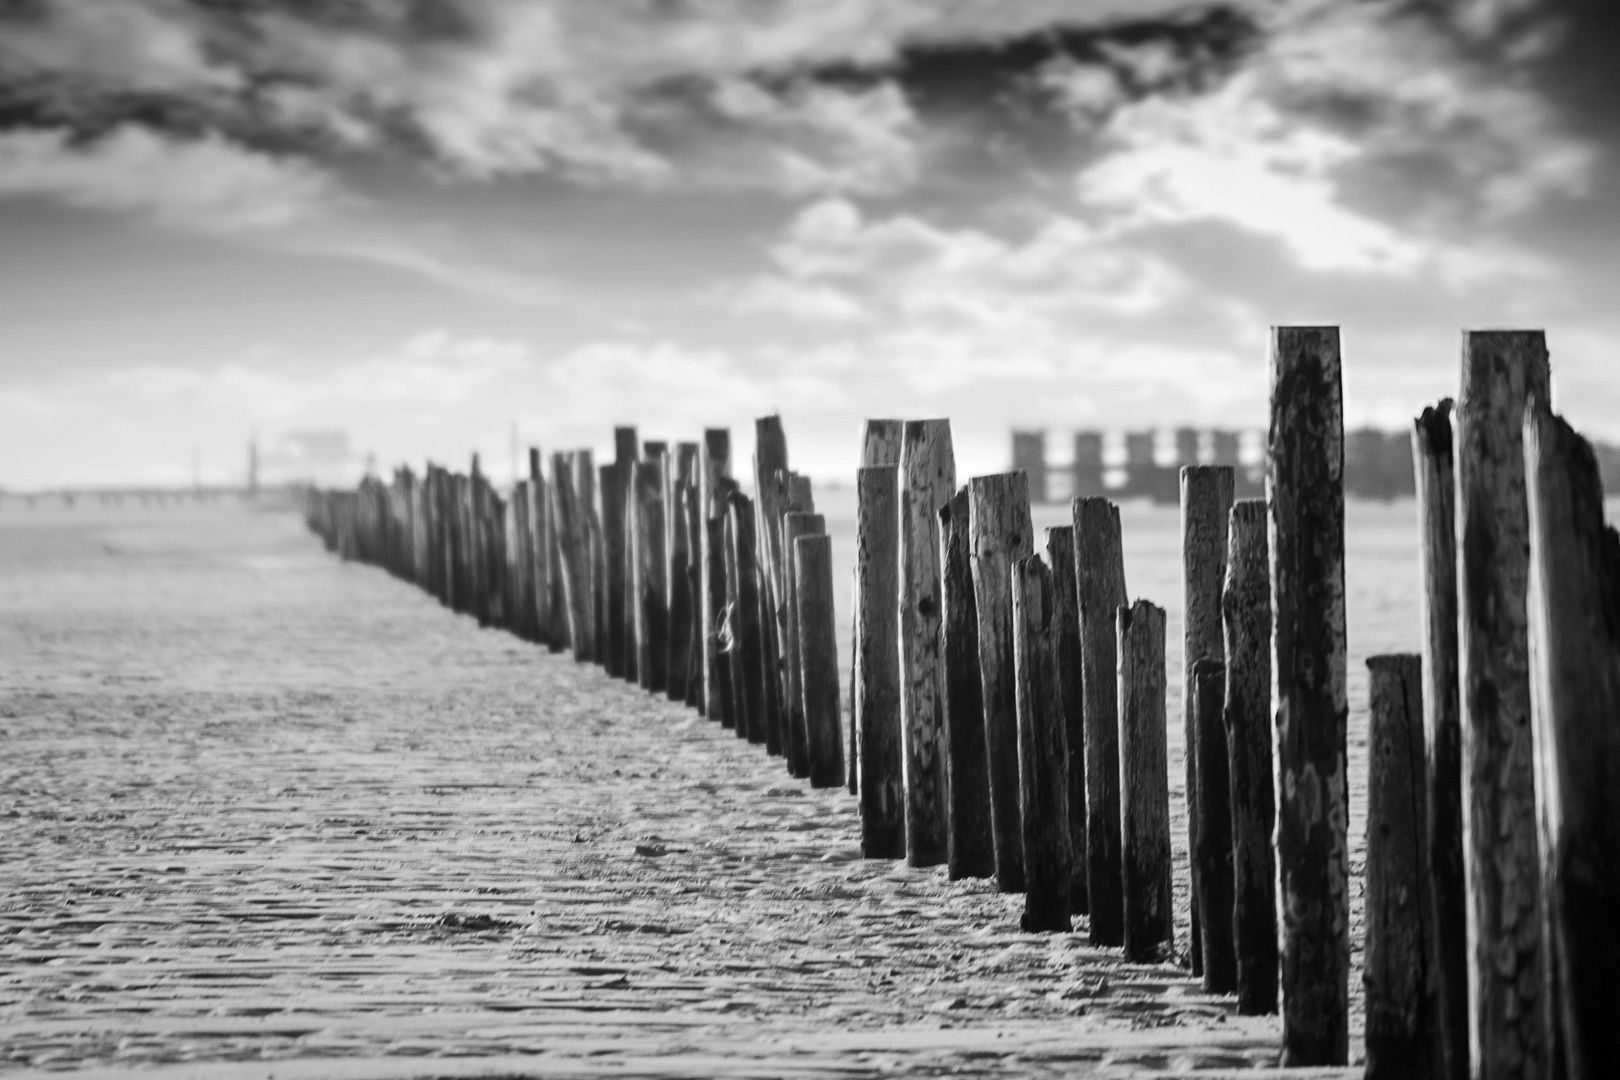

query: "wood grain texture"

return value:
[1074, 496, 1128, 946]
[610, 427, 639, 682]
[851, 420, 905, 794]
[782, 509, 826, 780]
[1268, 326, 1349, 1066]
[594, 464, 614, 667]
[970, 471, 1034, 893]
[856, 465, 904, 859]
[664, 444, 699, 702]
[528, 449, 556, 652]
[551, 452, 591, 663]
[727, 492, 766, 746]
[600, 463, 627, 677]
[1192, 658, 1236, 993]
[1011, 557, 1073, 933]
[1118, 600, 1173, 963]
[795, 533, 845, 789]
[700, 429, 732, 721]
[707, 515, 736, 731]
[940, 487, 995, 880]
[1045, 526, 1088, 915]
[633, 456, 668, 694]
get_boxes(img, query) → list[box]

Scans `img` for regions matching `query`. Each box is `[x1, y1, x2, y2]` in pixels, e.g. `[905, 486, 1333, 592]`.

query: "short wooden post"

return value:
[634, 456, 668, 692]
[1046, 526, 1088, 915]
[940, 487, 994, 879]
[614, 426, 640, 683]
[665, 443, 698, 701]
[1011, 556, 1073, 933]
[1074, 497, 1128, 945]
[795, 533, 844, 789]
[969, 471, 1034, 893]
[1364, 653, 1432, 1080]
[1525, 406, 1620, 1080]
[1413, 401, 1467, 1080]
[1192, 658, 1236, 992]
[852, 418, 905, 793]
[782, 509, 825, 779]
[1269, 325, 1349, 1065]
[899, 420, 955, 868]
[1118, 600, 1173, 963]
[856, 465, 904, 858]
[727, 492, 766, 745]
[1223, 498, 1276, 1015]
[1456, 330, 1552, 1080]
[700, 429, 732, 721]
[1181, 465, 1234, 975]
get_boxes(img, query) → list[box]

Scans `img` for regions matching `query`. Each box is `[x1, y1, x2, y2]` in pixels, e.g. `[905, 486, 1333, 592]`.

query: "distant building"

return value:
[1072, 432, 1105, 499]
[1011, 430, 1049, 504]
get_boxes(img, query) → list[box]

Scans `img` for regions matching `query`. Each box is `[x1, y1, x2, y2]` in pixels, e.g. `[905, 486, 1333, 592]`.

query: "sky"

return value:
[0, 0, 1617, 489]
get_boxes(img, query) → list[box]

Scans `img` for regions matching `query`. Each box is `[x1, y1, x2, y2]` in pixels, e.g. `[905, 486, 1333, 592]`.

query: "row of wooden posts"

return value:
[304, 327, 1615, 1078]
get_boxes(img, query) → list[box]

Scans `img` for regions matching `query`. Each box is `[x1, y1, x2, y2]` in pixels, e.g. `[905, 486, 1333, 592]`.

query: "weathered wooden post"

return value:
[1223, 498, 1276, 1015]
[1269, 325, 1349, 1065]
[795, 533, 844, 789]
[1011, 556, 1073, 932]
[727, 491, 766, 745]
[1046, 526, 1088, 915]
[856, 464, 904, 859]
[1118, 600, 1173, 963]
[1524, 405, 1620, 1080]
[543, 460, 569, 652]
[600, 461, 627, 676]
[1193, 658, 1237, 993]
[551, 452, 589, 661]
[528, 448, 555, 650]
[1413, 401, 1467, 1080]
[634, 455, 668, 693]
[683, 466, 705, 710]
[707, 514, 736, 728]
[782, 508, 826, 778]
[970, 471, 1034, 893]
[940, 488, 994, 879]
[852, 419, 904, 793]
[899, 420, 954, 868]
[773, 476, 816, 757]
[593, 463, 613, 665]
[700, 429, 732, 721]
[1074, 497, 1128, 945]
[1364, 653, 1432, 1080]
[614, 426, 640, 683]
[1181, 465, 1234, 975]
[665, 443, 698, 701]
[753, 417, 791, 757]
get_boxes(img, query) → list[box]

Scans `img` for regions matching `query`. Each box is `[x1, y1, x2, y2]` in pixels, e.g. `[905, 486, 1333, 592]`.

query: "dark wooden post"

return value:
[969, 471, 1034, 893]
[511, 480, 532, 638]
[753, 416, 791, 757]
[1269, 325, 1349, 1066]
[1524, 406, 1620, 1080]
[1223, 498, 1276, 1015]
[614, 426, 640, 683]
[665, 443, 698, 701]
[594, 463, 614, 665]
[683, 465, 705, 711]
[1118, 599, 1173, 963]
[782, 509, 825, 779]
[707, 514, 736, 729]
[1181, 465, 1234, 975]
[899, 420, 954, 868]
[727, 492, 765, 745]
[1456, 330, 1551, 1080]
[551, 452, 588, 662]
[543, 459, 569, 652]
[528, 448, 555, 650]
[600, 461, 628, 677]
[772, 475, 815, 757]
[1413, 401, 1467, 1080]
[1046, 526, 1088, 916]
[856, 465, 904, 858]
[940, 487, 994, 879]
[1012, 556, 1073, 933]
[1364, 653, 1432, 1080]
[795, 533, 844, 789]
[1074, 497, 1128, 946]
[700, 429, 732, 721]
[634, 456, 668, 693]
[852, 418, 905, 793]
[1192, 658, 1237, 992]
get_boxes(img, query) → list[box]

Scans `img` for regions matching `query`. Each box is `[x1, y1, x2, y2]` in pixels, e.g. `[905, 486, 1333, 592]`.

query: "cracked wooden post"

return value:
[795, 533, 844, 789]
[1046, 525, 1088, 915]
[782, 507, 825, 779]
[856, 464, 904, 859]
[700, 429, 732, 721]
[1193, 658, 1236, 992]
[634, 454, 668, 693]
[1181, 464, 1234, 976]
[1364, 653, 1432, 1080]
[753, 417, 790, 759]
[551, 453, 590, 662]
[1119, 599, 1173, 963]
[1457, 330, 1552, 1080]
[1413, 401, 1467, 1080]
[1269, 325, 1349, 1066]
[665, 443, 698, 702]
[1223, 498, 1276, 1014]
[970, 471, 1033, 893]
[727, 491, 765, 745]
[1074, 496, 1128, 945]
[1012, 556, 1072, 933]
[852, 419, 904, 794]
[1525, 405, 1620, 1080]
[940, 487, 993, 879]
[898, 420, 954, 868]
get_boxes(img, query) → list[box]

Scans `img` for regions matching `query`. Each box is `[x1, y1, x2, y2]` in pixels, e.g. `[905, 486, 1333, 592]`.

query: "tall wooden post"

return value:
[782, 509, 825, 779]
[665, 443, 698, 701]
[1524, 406, 1620, 1080]
[706, 515, 735, 728]
[1223, 498, 1276, 1015]
[600, 462, 627, 676]
[594, 463, 614, 665]
[897, 420, 954, 868]
[634, 456, 668, 693]
[1074, 497, 1128, 945]
[940, 487, 994, 879]
[528, 449, 555, 651]
[795, 533, 844, 789]
[856, 465, 904, 859]
[1012, 556, 1073, 933]
[552, 452, 591, 662]
[1046, 526, 1088, 915]
[1364, 653, 1432, 1080]
[727, 492, 765, 746]
[1413, 401, 1467, 1080]
[970, 471, 1034, 893]
[1118, 600, 1173, 963]
[700, 429, 732, 721]
[852, 419, 904, 793]
[753, 417, 790, 758]
[1193, 658, 1236, 992]
[1269, 325, 1349, 1066]
[1456, 331, 1552, 1080]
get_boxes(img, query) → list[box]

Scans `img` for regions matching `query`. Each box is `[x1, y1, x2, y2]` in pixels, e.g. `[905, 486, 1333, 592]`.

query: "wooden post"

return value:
[753, 417, 791, 757]
[1192, 658, 1237, 993]
[528, 448, 555, 650]
[1223, 498, 1276, 1015]
[1118, 600, 1173, 963]
[634, 456, 668, 693]
[707, 514, 735, 729]
[1181, 465, 1234, 976]
[727, 492, 766, 745]
[614, 426, 639, 683]
[1046, 526, 1088, 915]
[1011, 556, 1073, 933]
[1525, 406, 1620, 1080]
[772, 475, 815, 757]
[969, 471, 1034, 893]
[683, 465, 705, 711]
[1456, 330, 1552, 1080]
[940, 487, 994, 879]
[543, 460, 569, 652]
[782, 509, 825, 779]
[724, 507, 748, 740]
[1074, 497, 1128, 945]
[852, 418, 905, 793]
[795, 533, 844, 789]
[594, 463, 614, 665]
[700, 429, 732, 721]
[551, 453, 588, 661]
[665, 443, 698, 701]
[1269, 325, 1349, 1066]
[1364, 653, 1432, 1080]
[600, 461, 627, 677]
[856, 464, 904, 858]
[1413, 401, 1467, 1080]
[898, 420, 955, 868]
